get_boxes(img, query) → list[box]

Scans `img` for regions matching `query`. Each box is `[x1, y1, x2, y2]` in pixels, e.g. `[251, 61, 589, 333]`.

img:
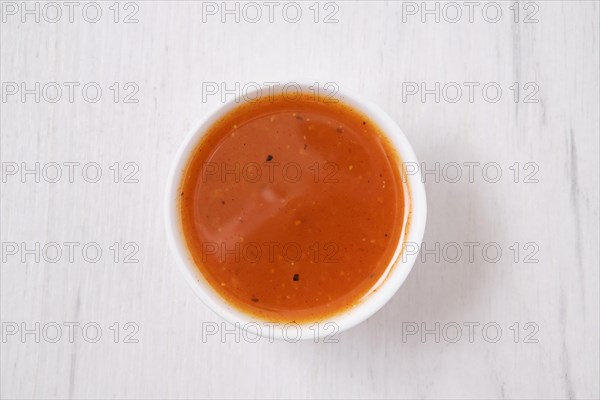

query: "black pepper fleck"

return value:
[251, 297, 259, 303]
[293, 274, 299, 281]
[266, 155, 273, 161]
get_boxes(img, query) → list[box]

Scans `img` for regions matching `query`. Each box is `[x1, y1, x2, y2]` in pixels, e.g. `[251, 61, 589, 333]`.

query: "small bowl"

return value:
[165, 81, 427, 341]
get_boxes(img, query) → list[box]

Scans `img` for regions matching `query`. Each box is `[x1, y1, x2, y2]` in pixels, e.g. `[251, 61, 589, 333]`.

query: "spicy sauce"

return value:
[180, 93, 408, 322]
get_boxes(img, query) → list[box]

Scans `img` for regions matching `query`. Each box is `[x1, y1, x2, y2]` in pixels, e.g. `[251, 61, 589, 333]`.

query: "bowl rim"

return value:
[164, 80, 427, 341]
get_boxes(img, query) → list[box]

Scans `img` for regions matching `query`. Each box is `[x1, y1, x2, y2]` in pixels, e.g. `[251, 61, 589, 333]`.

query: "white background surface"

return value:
[1, 1, 599, 399]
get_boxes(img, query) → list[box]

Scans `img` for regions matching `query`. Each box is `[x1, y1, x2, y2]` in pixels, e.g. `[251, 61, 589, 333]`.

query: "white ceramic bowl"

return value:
[165, 82, 427, 341]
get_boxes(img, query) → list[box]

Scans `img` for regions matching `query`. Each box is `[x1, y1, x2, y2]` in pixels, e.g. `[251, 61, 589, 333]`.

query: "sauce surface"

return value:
[180, 93, 408, 322]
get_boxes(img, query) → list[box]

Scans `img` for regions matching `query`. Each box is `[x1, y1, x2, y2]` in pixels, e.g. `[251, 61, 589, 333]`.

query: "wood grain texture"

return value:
[1, 1, 598, 399]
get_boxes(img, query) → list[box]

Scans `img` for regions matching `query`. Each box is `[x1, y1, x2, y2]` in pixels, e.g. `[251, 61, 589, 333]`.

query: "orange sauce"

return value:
[180, 93, 408, 322]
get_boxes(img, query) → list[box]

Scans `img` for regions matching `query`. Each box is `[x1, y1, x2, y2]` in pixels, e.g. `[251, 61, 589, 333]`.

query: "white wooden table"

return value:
[1, 1, 598, 398]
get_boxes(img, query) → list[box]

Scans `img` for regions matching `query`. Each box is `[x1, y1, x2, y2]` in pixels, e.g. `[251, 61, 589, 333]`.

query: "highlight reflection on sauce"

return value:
[180, 93, 409, 322]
